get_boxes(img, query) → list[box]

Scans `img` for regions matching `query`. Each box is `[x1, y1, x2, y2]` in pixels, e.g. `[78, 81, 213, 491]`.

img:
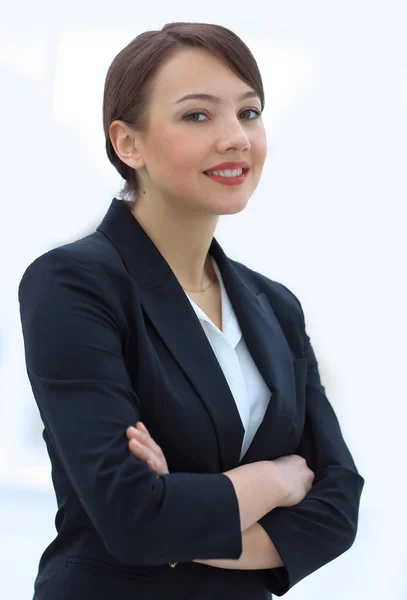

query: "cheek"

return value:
[250, 139, 267, 185]
[148, 128, 202, 179]
[252, 128, 267, 164]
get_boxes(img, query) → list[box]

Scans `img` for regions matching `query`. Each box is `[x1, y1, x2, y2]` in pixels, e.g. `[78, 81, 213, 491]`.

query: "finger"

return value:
[128, 439, 152, 462]
[128, 438, 143, 454]
[128, 440, 160, 474]
[126, 427, 156, 451]
[145, 437, 165, 461]
[146, 458, 160, 479]
[127, 434, 163, 475]
[126, 426, 139, 439]
[126, 426, 147, 442]
[127, 423, 148, 436]
[130, 426, 165, 462]
[136, 422, 149, 433]
[128, 438, 159, 465]
[128, 438, 166, 474]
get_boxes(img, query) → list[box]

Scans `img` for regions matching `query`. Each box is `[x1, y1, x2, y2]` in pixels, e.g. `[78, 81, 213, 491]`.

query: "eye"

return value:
[183, 111, 208, 123]
[240, 108, 262, 120]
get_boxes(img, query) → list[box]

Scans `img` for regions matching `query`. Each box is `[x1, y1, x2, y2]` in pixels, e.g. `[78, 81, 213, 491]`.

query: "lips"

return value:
[204, 161, 250, 173]
[203, 169, 249, 187]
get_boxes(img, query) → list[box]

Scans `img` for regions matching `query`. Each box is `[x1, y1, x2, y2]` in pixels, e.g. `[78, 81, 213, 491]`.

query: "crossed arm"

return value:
[19, 250, 363, 593]
[125, 319, 365, 589]
[126, 422, 283, 570]
[194, 522, 283, 570]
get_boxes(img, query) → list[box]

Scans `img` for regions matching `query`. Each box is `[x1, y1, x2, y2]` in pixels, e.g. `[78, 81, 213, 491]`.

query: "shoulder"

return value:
[18, 232, 131, 337]
[17, 233, 133, 333]
[19, 231, 125, 292]
[230, 258, 307, 350]
[231, 258, 304, 316]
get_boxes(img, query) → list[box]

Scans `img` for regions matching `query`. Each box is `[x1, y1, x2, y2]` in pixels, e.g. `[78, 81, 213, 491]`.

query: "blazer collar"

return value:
[97, 199, 296, 470]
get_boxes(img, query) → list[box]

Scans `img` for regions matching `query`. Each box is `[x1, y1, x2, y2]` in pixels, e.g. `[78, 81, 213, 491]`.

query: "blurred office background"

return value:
[0, 0, 406, 598]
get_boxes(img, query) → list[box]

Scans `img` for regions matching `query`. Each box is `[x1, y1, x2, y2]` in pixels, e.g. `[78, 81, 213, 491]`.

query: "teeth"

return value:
[206, 168, 243, 178]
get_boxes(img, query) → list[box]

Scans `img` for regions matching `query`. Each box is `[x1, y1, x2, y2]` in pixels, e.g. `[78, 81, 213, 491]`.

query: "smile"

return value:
[203, 168, 249, 187]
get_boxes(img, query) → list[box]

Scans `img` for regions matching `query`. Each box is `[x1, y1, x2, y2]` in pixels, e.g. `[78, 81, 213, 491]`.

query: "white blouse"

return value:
[185, 257, 271, 460]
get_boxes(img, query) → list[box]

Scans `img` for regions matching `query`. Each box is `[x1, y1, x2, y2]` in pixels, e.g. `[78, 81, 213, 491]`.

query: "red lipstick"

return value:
[203, 161, 250, 187]
[204, 161, 250, 172]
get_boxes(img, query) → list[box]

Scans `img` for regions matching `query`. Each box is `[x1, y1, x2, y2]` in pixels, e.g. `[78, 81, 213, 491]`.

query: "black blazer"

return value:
[19, 198, 364, 600]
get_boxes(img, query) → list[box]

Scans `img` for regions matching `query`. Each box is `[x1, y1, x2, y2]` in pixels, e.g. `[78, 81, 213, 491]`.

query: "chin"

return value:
[218, 204, 248, 216]
[180, 190, 251, 216]
[214, 194, 251, 215]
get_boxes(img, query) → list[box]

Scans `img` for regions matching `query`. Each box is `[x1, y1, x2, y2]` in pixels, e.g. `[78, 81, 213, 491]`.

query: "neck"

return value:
[129, 195, 219, 290]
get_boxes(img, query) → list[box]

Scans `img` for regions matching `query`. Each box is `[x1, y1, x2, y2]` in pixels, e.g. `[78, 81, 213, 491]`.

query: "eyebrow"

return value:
[175, 91, 260, 104]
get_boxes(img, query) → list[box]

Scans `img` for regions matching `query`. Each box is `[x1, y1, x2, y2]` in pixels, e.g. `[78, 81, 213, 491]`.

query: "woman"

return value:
[19, 22, 364, 600]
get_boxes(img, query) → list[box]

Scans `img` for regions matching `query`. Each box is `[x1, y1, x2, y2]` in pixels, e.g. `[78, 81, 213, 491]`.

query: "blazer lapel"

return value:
[97, 199, 296, 471]
[209, 244, 298, 464]
[237, 292, 298, 464]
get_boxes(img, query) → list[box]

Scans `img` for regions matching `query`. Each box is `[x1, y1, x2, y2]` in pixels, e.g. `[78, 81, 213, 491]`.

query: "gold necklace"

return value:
[182, 280, 216, 293]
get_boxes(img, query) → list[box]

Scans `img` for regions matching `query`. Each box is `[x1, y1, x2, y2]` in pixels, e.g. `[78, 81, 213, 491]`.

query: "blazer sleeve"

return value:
[18, 247, 242, 566]
[257, 295, 365, 596]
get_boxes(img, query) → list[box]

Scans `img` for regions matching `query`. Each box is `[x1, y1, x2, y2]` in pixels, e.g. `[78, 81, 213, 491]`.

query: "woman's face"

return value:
[135, 46, 267, 216]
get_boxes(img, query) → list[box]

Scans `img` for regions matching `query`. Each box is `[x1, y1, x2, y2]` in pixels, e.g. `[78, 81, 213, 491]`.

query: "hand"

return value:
[271, 454, 315, 507]
[126, 422, 169, 476]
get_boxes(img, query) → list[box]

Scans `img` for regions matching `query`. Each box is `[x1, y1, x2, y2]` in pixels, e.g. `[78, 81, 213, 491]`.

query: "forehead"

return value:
[149, 47, 255, 105]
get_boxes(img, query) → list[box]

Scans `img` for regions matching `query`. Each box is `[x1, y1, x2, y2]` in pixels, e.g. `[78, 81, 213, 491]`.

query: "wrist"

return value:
[263, 461, 283, 511]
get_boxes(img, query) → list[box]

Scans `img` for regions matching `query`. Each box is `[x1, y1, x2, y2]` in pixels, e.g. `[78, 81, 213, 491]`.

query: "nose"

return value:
[215, 117, 251, 154]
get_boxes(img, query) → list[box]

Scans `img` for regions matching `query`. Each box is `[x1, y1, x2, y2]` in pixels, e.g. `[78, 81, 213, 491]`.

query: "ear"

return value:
[109, 120, 145, 170]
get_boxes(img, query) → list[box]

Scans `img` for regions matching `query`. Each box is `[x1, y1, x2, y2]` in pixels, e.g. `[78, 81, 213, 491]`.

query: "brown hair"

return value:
[103, 22, 265, 201]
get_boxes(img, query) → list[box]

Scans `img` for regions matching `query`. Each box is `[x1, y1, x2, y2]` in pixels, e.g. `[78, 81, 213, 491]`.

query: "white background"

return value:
[0, 1, 406, 598]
